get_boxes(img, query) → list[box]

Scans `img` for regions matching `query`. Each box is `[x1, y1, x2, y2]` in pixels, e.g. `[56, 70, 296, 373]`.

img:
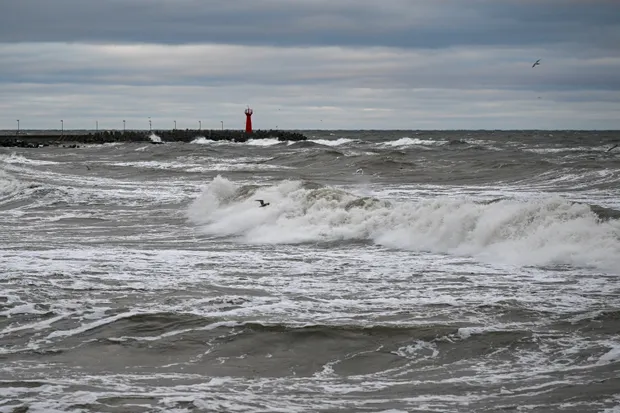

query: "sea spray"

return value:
[188, 176, 620, 269]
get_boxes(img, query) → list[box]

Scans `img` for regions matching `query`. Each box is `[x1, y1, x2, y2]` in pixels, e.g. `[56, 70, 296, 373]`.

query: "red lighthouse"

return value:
[245, 107, 253, 134]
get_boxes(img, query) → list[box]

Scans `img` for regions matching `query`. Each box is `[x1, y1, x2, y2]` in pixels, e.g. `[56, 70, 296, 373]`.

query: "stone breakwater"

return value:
[0, 129, 307, 148]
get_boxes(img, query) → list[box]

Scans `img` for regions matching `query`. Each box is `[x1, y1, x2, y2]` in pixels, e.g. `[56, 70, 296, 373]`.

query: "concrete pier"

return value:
[0, 129, 307, 148]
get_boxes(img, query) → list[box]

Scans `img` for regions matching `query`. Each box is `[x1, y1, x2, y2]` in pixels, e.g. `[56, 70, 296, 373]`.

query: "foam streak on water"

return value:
[1, 131, 619, 412]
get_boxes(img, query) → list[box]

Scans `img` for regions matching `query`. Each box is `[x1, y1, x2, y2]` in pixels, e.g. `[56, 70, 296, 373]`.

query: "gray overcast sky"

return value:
[1, 0, 619, 130]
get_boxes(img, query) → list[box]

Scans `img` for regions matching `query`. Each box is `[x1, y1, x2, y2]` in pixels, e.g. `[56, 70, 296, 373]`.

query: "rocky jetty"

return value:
[0, 129, 307, 148]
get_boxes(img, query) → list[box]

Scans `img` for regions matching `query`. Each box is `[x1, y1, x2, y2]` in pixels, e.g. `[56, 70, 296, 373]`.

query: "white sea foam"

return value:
[43, 212, 101, 222]
[246, 138, 281, 146]
[392, 340, 439, 360]
[188, 176, 620, 271]
[109, 160, 194, 170]
[45, 311, 148, 340]
[310, 138, 355, 146]
[0, 302, 48, 317]
[524, 146, 609, 154]
[522, 168, 620, 191]
[457, 326, 505, 340]
[0, 314, 67, 339]
[381, 137, 444, 147]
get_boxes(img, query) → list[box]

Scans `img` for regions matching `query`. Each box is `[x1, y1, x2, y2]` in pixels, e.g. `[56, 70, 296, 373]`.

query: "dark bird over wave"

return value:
[255, 199, 270, 207]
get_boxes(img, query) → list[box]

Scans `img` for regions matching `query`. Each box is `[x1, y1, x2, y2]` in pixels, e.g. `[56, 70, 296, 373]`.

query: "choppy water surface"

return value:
[1, 130, 620, 412]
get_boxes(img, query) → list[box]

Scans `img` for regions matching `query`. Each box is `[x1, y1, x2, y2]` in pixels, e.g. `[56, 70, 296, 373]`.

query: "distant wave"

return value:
[246, 138, 281, 147]
[1, 153, 59, 166]
[188, 176, 620, 271]
[190, 137, 283, 146]
[190, 137, 218, 145]
[381, 137, 446, 147]
[309, 138, 356, 147]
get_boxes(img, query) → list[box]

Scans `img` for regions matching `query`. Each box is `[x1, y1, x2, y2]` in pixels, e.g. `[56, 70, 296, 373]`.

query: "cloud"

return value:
[2, 0, 619, 51]
[2, 42, 618, 91]
[0, 0, 619, 129]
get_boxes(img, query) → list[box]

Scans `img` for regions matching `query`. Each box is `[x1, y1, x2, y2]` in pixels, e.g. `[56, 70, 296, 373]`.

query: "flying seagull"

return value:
[532, 59, 541, 68]
[255, 199, 270, 207]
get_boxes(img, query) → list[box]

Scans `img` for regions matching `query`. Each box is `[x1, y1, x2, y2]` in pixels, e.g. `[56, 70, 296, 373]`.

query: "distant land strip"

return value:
[0, 129, 307, 148]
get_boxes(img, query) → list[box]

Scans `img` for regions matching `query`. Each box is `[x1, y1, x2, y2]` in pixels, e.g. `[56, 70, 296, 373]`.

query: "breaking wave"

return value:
[149, 133, 162, 143]
[188, 176, 620, 271]
[0, 170, 28, 208]
[1, 152, 58, 166]
[309, 138, 356, 147]
[381, 137, 445, 147]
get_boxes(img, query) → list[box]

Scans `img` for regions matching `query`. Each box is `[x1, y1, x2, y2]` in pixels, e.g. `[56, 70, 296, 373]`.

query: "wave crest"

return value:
[188, 176, 620, 270]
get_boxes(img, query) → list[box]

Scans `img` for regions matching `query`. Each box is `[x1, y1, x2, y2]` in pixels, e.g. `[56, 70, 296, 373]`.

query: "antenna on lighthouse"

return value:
[245, 106, 253, 135]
